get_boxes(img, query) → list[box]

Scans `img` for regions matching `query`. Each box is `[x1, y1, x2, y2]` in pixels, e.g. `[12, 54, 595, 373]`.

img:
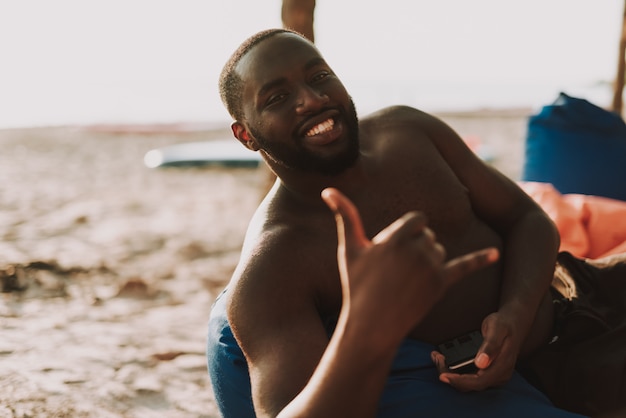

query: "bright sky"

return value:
[0, 0, 622, 128]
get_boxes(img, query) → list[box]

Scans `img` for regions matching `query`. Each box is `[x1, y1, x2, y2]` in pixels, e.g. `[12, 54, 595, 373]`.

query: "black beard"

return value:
[251, 98, 360, 176]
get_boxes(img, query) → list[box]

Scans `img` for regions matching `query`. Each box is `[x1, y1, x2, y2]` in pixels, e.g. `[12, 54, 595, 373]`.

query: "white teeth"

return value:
[306, 118, 334, 137]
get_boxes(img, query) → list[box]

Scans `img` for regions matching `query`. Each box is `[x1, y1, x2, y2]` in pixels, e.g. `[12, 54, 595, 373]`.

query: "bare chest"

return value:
[311, 149, 479, 317]
[355, 147, 473, 246]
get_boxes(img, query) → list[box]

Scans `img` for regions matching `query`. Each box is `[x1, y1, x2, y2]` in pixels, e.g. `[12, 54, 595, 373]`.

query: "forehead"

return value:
[236, 33, 324, 89]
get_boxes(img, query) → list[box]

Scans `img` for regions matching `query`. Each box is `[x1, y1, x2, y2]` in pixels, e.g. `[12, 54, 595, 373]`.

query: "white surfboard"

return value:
[144, 139, 262, 168]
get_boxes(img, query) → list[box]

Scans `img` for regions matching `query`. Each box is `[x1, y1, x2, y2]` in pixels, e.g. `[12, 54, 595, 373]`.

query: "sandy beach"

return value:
[0, 108, 532, 417]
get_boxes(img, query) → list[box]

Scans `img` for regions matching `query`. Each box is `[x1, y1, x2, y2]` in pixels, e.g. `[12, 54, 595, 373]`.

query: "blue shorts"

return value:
[207, 289, 587, 417]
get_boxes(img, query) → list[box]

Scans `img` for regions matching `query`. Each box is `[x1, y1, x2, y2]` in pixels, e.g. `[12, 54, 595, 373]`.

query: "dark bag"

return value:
[522, 92, 626, 201]
[518, 252, 626, 416]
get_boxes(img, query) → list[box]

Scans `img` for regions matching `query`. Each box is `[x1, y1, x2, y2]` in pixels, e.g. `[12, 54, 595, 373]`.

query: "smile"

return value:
[305, 118, 334, 137]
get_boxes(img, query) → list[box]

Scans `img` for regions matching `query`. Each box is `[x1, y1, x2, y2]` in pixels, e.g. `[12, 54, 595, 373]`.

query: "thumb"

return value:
[321, 188, 369, 260]
[476, 314, 506, 369]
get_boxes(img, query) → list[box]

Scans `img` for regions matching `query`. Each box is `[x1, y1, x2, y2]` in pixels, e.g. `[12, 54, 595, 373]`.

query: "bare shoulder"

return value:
[227, 201, 336, 354]
[357, 106, 458, 157]
[226, 200, 339, 413]
[229, 221, 315, 323]
[359, 105, 452, 143]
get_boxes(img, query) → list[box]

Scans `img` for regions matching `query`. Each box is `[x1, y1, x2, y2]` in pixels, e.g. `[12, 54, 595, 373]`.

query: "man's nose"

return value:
[295, 85, 329, 113]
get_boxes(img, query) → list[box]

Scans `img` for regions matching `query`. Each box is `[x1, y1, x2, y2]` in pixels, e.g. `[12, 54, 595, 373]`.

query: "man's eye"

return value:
[312, 71, 330, 82]
[267, 93, 287, 106]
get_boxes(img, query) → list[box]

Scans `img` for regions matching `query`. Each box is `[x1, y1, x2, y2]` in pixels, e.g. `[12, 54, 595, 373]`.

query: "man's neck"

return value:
[266, 154, 369, 207]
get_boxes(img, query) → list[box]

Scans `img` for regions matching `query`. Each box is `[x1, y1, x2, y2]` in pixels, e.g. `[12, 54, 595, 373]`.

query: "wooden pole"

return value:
[281, 0, 316, 42]
[612, 0, 626, 115]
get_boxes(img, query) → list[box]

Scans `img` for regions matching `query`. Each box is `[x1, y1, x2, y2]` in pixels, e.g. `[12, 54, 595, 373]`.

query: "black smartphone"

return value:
[437, 330, 483, 374]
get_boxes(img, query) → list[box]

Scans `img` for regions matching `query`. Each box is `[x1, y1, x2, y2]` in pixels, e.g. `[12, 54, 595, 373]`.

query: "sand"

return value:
[0, 108, 532, 417]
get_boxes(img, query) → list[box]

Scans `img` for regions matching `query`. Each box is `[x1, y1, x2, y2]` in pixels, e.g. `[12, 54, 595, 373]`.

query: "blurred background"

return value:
[1, 2, 624, 416]
[0, 0, 622, 129]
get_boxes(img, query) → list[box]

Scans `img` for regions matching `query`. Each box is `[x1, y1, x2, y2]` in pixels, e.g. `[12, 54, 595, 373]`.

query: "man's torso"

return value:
[236, 107, 505, 343]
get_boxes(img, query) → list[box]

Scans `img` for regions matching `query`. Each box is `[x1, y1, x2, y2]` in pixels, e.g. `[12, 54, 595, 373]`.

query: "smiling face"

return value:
[234, 32, 359, 176]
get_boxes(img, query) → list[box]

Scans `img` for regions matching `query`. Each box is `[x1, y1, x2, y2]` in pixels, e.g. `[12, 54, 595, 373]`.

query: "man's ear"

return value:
[231, 122, 260, 151]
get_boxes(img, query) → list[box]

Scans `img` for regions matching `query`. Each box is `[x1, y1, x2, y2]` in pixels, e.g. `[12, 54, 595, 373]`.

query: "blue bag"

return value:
[522, 92, 626, 201]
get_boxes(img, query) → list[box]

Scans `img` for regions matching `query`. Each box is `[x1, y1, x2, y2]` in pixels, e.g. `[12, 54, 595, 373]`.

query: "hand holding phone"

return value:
[437, 330, 483, 374]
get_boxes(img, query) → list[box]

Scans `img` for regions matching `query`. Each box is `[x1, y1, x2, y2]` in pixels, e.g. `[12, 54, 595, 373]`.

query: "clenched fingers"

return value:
[372, 211, 428, 245]
[442, 248, 499, 287]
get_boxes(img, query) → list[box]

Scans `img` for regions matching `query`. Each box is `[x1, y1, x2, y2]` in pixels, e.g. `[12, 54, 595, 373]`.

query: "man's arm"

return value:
[421, 110, 560, 390]
[230, 188, 498, 417]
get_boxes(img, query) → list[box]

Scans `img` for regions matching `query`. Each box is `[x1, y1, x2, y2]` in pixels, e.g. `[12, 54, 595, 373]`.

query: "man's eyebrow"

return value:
[258, 78, 287, 99]
[304, 57, 327, 71]
[257, 57, 329, 99]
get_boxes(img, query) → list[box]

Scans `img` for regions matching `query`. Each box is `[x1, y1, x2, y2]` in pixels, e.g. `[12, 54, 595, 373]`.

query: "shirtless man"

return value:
[207, 29, 587, 417]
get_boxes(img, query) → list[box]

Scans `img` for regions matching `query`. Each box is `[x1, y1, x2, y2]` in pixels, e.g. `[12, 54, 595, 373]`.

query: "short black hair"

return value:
[219, 28, 302, 121]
